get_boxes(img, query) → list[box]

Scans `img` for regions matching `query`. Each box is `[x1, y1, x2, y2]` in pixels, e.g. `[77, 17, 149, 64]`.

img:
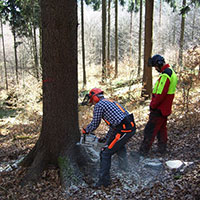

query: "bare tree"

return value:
[142, 0, 154, 98]
[114, 0, 118, 78]
[81, 0, 86, 87]
[0, 18, 8, 90]
[137, 0, 143, 77]
[178, 0, 186, 70]
[102, 0, 107, 82]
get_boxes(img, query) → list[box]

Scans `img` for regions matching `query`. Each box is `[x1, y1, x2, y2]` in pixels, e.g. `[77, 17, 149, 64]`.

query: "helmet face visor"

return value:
[81, 94, 90, 105]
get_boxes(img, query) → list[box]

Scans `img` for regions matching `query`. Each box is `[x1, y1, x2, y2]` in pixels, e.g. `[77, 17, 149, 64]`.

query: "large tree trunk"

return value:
[142, 0, 154, 98]
[20, 0, 94, 186]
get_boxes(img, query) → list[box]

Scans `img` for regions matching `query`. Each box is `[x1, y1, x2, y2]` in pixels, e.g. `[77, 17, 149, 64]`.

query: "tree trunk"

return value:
[114, 0, 118, 78]
[159, 0, 162, 27]
[129, 11, 133, 56]
[191, 7, 196, 41]
[33, 25, 39, 80]
[20, 0, 94, 186]
[81, 0, 86, 87]
[178, 0, 186, 70]
[142, 0, 154, 98]
[102, 0, 107, 82]
[1, 19, 8, 90]
[107, 0, 111, 77]
[137, 0, 143, 77]
[172, 14, 176, 46]
[13, 29, 19, 84]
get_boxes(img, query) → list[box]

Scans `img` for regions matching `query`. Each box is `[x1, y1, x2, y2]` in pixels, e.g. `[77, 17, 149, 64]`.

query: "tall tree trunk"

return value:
[1, 19, 8, 90]
[102, 0, 107, 82]
[191, 7, 196, 40]
[159, 0, 162, 27]
[142, 0, 154, 98]
[39, 7, 42, 71]
[20, 0, 92, 186]
[159, 0, 164, 54]
[13, 29, 19, 84]
[137, 0, 143, 77]
[178, 0, 186, 70]
[81, 0, 86, 87]
[172, 15, 176, 46]
[107, 0, 111, 77]
[129, 10, 133, 56]
[33, 25, 39, 80]
[130, 11, 133, 35]
[114, 0, 118, 78]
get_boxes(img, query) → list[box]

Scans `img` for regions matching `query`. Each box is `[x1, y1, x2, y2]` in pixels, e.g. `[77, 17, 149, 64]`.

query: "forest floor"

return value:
[0, 74, 200, 200]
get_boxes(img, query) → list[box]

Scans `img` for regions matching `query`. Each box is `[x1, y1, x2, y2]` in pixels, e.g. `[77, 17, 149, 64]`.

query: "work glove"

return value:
[98, 137, 106, 143]
[81, 128, 88, 134]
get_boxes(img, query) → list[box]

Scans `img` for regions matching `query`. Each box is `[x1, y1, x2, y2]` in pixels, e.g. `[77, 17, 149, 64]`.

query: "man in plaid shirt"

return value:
[82, 88, 136, 188]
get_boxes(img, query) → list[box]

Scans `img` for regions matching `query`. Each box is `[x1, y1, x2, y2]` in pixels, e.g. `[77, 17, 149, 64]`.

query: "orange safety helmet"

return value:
[89, 88, 104, 103]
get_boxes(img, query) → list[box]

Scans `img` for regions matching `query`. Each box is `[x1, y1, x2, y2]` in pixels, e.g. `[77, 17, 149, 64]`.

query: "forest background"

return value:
[0, 0, 200, 199]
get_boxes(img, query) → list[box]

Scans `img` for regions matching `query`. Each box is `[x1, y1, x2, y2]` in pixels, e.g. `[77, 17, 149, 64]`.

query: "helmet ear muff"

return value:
[92, 95, 100, 103]
[156, 60, 164, 68]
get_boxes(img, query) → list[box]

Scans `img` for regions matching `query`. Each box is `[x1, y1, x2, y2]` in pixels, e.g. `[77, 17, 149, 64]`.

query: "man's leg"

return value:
[157, 117, 168, 154]
[139, 110, 165, 155]
[97, 150, 112, 187]
[96, 131, 134, 187]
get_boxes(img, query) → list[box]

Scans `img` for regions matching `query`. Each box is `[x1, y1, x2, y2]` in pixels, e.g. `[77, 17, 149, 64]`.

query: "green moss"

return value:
[58, 156, 79, 184]
[12, 135, 33, 141]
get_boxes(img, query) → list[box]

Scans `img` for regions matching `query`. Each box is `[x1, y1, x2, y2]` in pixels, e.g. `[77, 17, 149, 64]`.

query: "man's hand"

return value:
[81, 128, 88, 134]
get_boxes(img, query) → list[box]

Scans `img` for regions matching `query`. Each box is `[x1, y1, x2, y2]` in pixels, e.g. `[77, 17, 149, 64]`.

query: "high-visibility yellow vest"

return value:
[153, 67, 178, 94]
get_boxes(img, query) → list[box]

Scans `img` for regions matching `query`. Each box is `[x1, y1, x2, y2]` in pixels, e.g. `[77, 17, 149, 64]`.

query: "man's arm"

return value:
[85, 104, 103, 133]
